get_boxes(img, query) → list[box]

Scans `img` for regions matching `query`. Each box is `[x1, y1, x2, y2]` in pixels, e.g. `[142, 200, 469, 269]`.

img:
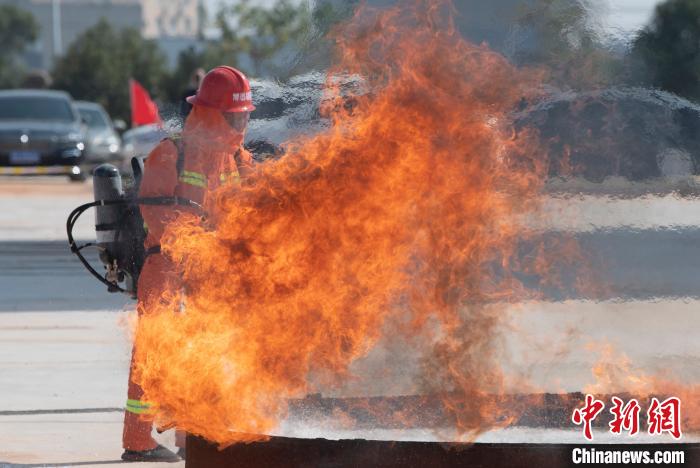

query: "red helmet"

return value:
[186, 66, 255, 113]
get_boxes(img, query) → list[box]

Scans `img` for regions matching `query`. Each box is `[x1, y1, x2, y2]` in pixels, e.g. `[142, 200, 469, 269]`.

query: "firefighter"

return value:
[121, 66, 255, 462]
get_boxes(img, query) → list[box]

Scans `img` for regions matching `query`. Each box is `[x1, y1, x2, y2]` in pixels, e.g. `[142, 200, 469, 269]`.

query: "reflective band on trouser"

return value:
[179, 170, 206, 188]
[219, 171, 241, 185]
[126, 398, 153, 415]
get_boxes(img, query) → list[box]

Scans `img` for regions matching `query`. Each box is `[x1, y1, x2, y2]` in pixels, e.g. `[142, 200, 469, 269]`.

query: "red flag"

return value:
[129, 79, 161, 127]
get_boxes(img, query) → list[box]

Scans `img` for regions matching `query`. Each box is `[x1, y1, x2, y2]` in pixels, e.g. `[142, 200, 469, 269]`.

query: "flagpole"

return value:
[52, 0, 62, 58]
[128, 79, 134, 128]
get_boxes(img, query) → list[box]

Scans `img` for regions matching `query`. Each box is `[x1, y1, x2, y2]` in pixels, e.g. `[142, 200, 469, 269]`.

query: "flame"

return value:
[585, 341, 700, 434]
[132, 0, 557, 444]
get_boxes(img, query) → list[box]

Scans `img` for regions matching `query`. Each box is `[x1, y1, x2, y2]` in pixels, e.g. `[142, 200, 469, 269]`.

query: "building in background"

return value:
[0, 0, 201, 70]
[142, 0, 202, 67]
[142, 0, 199, 39]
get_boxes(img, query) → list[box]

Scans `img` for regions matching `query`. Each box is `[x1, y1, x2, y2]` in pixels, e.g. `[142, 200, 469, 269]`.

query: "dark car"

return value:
[247, 77, 700, 183]
[75, 101, 122, 165]
[0, 89, 87, 181]
[514, 88, 700, 182]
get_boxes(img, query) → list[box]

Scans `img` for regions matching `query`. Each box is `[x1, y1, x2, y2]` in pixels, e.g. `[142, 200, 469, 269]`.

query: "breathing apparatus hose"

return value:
[66, 196, 203, 295]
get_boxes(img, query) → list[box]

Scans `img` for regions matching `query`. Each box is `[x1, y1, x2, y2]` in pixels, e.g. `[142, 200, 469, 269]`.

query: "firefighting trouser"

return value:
[122, 253, 186, 451]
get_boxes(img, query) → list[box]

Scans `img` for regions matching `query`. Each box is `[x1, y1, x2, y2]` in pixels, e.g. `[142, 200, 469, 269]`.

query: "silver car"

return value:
[75, 101, 122, 164]
[121, 123, 168, 160]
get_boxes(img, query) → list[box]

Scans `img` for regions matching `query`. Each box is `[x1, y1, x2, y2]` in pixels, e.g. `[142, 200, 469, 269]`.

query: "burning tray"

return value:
[186, 435, 697, 468]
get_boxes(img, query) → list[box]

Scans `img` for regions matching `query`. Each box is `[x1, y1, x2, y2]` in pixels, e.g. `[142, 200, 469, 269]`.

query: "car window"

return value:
[0, 96, 76, 122]
[123, 125, 167, 143]
[78, 107, 109, 129]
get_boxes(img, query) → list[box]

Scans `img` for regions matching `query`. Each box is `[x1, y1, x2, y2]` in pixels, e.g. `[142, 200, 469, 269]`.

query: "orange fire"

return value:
[132, 0, 557, 444]
[586, 342, 700, 434]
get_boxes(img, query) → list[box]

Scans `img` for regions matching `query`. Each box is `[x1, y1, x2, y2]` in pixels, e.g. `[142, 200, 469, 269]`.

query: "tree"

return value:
[630, 0, 700, 101]
[512, 0, 622, 88]
[52, 19, 167, 123]
[0, 5, 39, 87]
[289, 0, 359, 74]
[221, 0, 313, 76]
[178, 0, 316, 79]
[193, 0, 312, 76]
[162, 0, 331, 103]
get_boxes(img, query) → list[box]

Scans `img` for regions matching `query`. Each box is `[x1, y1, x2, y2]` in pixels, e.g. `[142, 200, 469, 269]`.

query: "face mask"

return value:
[223, 111, 250, 133]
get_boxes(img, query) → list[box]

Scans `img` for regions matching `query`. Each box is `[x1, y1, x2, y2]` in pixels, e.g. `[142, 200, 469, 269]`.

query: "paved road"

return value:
[0, 179, 179, 466]
[0, 177, 95, 242]
[1, 178, 699, 463]
[0, 310, 182, 467]
[0, 241, 129, 312]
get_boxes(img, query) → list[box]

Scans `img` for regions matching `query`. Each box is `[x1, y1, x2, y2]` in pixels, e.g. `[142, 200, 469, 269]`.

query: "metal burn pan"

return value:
[186, 435, 700, 468]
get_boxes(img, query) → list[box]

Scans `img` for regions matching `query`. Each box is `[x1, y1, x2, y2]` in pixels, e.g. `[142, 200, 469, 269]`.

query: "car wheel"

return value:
[656, 148, 693, 178]
[69, 172, 87, 182]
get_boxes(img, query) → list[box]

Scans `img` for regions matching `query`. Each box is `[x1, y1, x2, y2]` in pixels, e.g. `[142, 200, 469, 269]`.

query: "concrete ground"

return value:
[0, 177, 95, 241]
[0, 311, 184, 467]
[0, 178, 181, 467]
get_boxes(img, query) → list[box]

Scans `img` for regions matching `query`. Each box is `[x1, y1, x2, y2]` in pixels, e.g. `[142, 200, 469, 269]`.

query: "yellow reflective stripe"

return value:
[177, 170, 242, 187]
[126, 399, 150, 408]
[219, 171, 240, 185]
[179, 175, 206, 188]
[126, 398, 153, 414]
[143, 221, 149, 234]
[181, 170, 205, 181]
[179, 170, 206, 188]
